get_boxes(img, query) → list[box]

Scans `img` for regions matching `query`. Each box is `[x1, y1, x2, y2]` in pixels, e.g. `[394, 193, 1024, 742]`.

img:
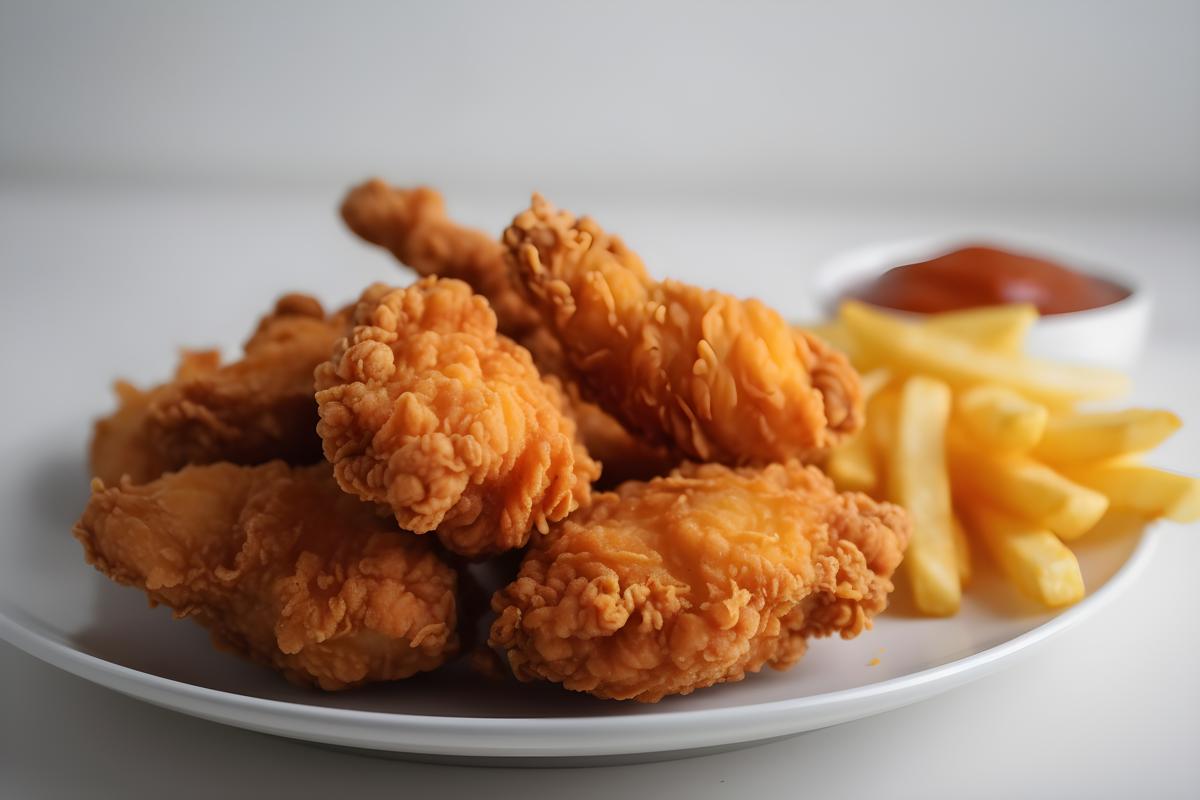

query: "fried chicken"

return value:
[90, 350, 221, 485]
[74, 461, 460, 690]
[314, 278, 600, 558]
[90, 294, 347, 485]
[503, 195, 864, 465]
[490, 461, 909, 702]
[341, 179, 674, 478]
[341, 179, 542, 341]
[340, 178, 576, 380]
[558, 379, 678, 488]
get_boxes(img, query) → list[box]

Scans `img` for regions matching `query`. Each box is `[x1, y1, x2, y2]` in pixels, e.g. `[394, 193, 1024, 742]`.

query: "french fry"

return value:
[839, 301, 1129, 405]
[955, 384, 1048, 453]
[1102, 452, 1147, 466]
[951, 513, 971, 586]
[1060, 464, 1200, 523]
[859, 367, 892, 400]
[948, 437, 1109, 540]
[827, 370, 895, 494]
[924, 304, 1038, 355]
[1033, 409, 1182, 464]
[962, 505, 1085, 607]
[888, 376, 960, 616]
[827, 430, 877, 494]
[812, 304, 1036, 356]
[819, 295, 1197, 616]
[801, 320, 856, 356]
[867, 387, 900, 491]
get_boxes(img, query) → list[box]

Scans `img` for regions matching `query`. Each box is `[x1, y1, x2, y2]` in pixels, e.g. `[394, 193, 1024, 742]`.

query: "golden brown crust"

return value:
[313, 278, 599, 558]
[489, 461, 909, 702]
[90, 294, 347, 485]
[339, 179, 678, 483]
[503, 195, 864, 464]
[555, 377, 678, 488]
[341, 179, 542, 340]
[74, 462, 459, 690]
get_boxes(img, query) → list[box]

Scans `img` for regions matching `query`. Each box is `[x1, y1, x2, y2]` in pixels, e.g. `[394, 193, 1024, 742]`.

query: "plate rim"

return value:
[0, 524, 1159, 758]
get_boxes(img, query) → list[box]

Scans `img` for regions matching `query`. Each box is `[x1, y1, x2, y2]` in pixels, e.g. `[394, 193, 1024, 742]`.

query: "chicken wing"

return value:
[314, 278, 599, 558]
[503, 195, 864, 464]
[74, 461, 460, 690]
[490, 461, 909, 702]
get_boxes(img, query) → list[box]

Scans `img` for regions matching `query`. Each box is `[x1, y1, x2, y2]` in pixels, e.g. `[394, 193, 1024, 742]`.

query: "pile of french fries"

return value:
[810, 301, 1199, 616]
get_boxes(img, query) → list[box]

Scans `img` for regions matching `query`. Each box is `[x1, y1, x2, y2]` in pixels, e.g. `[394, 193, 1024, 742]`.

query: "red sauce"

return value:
[848, 245, 1130, 315]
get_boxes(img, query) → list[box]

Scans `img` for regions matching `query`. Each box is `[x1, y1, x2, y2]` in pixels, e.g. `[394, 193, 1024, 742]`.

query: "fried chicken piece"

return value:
[503, 195, 864, 465]
[90, 294, 347, 485]
[74, 461, 459, 690]
[490, 461, 909, 702]
[341, 179, 542, 341]
[557, 379, 678, 488]
[314, 278, 599, 559]
[340, 179, 574, 379]
[145, 294, 349, 467]
[90, 350, 221, 485]
[341, 179, 669, 470]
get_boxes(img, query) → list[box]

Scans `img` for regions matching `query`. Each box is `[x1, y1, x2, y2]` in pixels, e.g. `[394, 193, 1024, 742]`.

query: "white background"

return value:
[3, 0, 1198, 206]
[1, 2, 1198, 798]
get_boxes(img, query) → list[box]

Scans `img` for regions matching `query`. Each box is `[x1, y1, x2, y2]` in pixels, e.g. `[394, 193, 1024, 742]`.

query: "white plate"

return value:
[0, 429, 1155, 765]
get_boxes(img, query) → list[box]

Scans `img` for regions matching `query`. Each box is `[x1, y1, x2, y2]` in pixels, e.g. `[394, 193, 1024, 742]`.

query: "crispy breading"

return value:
[340, 179, 673, 478]
[503, 195, 864, 464]
[490, 461, 909, 702]
[314, 278, 599, 558]
[341, 179, 542, 340]
[74, 461, 460, 690]
[556, 378, 678, 488]
[340, 178, 577, 380]
[90, 351, 220, 485]
[90, 294, 346, 484]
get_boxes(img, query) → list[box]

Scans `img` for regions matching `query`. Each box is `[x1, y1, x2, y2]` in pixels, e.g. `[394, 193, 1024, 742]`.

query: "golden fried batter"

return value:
[90, 294, 347, 484]
[490, 461, 909, 702]
[556, 378, 678, 488]
[340, 179, 679, 480]
[90, 351, 220, 485]
[504, 195, 864, 464]
[341, 178, 542, 340]
[314, 278, 599, 558]
[75, 462, 460, 690]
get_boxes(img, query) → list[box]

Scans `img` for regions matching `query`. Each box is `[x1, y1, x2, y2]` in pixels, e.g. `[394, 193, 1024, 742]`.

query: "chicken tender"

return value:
[74, 461, 460, 690]
[503, 195, 864, 464]
[90, 294, 347, 484]
[490, 461, 909, 702]
[314, 278, 599, 558]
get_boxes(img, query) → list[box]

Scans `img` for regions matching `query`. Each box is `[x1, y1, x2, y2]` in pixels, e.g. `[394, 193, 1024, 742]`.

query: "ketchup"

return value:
[848, 245, 1130, 315]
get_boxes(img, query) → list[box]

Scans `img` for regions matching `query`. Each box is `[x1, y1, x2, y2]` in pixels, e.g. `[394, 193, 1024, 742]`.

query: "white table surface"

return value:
[1, 183, 1197, 798]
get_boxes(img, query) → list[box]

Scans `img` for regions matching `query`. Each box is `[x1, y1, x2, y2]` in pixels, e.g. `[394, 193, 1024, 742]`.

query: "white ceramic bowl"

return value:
[814, 235, 1151, 369]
